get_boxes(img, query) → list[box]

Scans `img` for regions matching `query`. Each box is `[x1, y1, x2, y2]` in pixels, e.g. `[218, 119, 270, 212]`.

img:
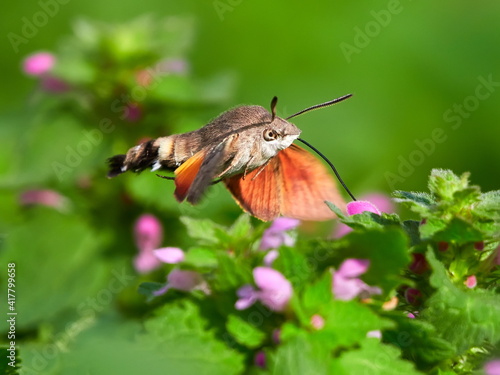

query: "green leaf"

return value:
[139, 300, 244, 375]
[428, 169, 471, 201]
[383, 312, 455, 368]
[273, 247, 313, 290]
[0, 209, 111, 330]
[319, 299, 394, 349]
[393, 191, 436, 216]
[180, 216, 224, 245]
[226, 314, 266, 349]
[330, 339, 422, 375]
[212, 252, 252, 291]
[271, 331, 331, 375]
[422, 249, 500, 354]
[418, 217, 448, 239]
[228, 214, 252, 239]
[475, 190, 500, 220]
[402, 220, 422, 246]
[430, 217, 484, 244]
[325, 201, 346, 219]
[184, 247, 218, 269]
[138, 282, 165, 300]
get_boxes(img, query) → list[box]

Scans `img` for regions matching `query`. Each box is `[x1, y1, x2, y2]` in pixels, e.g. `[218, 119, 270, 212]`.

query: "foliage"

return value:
[1, 17, 499, 375]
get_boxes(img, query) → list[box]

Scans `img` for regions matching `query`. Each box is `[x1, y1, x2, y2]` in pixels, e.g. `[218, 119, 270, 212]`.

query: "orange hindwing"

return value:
[224, 144, 345, 221]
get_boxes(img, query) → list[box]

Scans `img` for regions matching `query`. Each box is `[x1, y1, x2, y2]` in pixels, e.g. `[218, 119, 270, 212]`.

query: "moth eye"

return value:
[263, 129, 278, 141]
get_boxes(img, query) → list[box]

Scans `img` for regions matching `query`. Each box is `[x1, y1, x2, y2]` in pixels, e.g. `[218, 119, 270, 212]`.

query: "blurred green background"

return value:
[1, 0, 500, 373]
[2, 1, 500, 193]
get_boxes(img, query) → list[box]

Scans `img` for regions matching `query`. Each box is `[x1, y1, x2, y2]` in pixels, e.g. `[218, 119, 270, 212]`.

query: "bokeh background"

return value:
[1, 0, 500, 373]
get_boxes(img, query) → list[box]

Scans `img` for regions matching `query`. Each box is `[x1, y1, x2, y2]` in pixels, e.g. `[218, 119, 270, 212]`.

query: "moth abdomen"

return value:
[107, 154, 127, 178]
[107, 139, 161, 177]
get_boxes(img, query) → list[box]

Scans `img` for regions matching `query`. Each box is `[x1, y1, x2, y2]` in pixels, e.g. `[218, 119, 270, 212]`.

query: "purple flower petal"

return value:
[19, 189, 68, 210]
[23, 52, 55, 76]
[338, 259, 370, 278]
[332, 259, 380, 301]
[235, 285, 258, 310]
[167, 269, 202, 291]
[253, 267, 292, 311]
[269, 217, 300, 232]
[134, 214, 163, 252]
[346, 201, 381, 216]
[133, 251, 162, 274]
[485, 359, 500, 375]
[153, 247, 185, 264]
[259, 218, 299, 250]
[235, 296, 257, 310]
[333, 223, 353, 238]
[263, 250, 279, 266]
[333, 274, 366, 301]
[259, 232, 286, 250]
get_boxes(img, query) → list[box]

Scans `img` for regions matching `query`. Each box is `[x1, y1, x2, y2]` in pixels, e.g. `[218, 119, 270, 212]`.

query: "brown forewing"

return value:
[224, 144, 345, 221]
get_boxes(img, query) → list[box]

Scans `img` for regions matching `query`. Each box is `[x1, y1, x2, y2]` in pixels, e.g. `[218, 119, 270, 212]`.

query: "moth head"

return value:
[260, 96, 301, 153]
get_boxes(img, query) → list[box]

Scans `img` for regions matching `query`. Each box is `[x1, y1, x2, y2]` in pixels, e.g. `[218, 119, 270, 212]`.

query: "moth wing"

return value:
[174, 150, 206, 202]
[224, 158, 281, 222]
[224, 144, 345, 221]
[278, 144, 345, 220]
[174, 135, 237, 204]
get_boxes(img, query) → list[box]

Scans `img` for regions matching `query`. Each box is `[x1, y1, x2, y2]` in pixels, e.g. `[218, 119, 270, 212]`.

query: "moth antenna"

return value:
[270, 96, 278, 122]
[286, 94, 352, 120]
[297, 138, 357, 201]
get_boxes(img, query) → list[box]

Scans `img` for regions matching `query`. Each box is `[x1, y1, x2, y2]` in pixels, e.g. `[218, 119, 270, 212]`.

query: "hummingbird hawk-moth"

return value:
[107, 95, 355, 221]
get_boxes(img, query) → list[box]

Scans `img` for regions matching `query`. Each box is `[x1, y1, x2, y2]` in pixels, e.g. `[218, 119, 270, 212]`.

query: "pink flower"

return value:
[346, 201, 381, 216]
[19, 189, 68, 211]
[133, 214, 163, 273]
[260, 217, 300, 250]
[465, 275, 477, 289]
[235, 267, 293, 312]
[254, 351, 266, 369]
[153, 247, 185, 264]
[484, 359, 500, 375]
[134, 252, 161, 274]
[23, 52, 55, 76]
[310, 314, 325, 330]
[134, 214, 163, 252]
[407, 312, 416, 319]
[124, 103, 142, 122]
[154, 269, 204, 296]
[332, 259, 381, 301]
[263, 250, 279, 266]
[334, 193, 393, 237]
